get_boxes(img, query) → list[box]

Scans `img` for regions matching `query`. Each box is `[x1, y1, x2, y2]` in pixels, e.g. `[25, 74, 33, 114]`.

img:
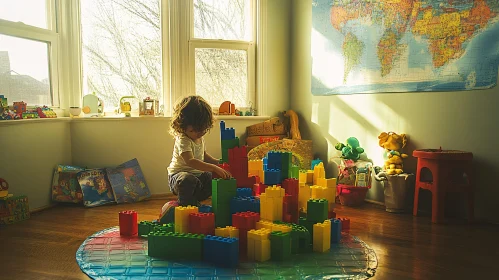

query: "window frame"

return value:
[0, 0, 61, 108]
[169, 0, 263, 116]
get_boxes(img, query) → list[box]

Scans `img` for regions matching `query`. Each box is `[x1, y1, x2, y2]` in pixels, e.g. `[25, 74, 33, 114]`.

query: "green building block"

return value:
[307, 199, 328, 223]
[212, 178, 237, 227]
[139, 221, 174, 238]
[148, 231, 204, 260]
[280, 152, 292, 181]
[221, 138, 240, 163]
[270, 231, 291, 261]
[289, 165, 299, 179]
[298, 217, 315, 249]
[274, 221, 311, 254]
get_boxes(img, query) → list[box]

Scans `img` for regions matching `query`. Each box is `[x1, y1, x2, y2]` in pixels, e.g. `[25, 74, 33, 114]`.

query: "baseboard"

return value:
[31, 203, 58, 214]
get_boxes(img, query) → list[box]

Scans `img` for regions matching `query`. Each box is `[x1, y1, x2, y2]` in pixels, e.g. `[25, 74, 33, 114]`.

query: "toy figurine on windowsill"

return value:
[139, 97, 159, 117]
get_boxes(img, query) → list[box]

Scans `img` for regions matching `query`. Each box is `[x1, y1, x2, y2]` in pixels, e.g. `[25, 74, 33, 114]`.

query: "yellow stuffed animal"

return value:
[378, 132, 409, 175]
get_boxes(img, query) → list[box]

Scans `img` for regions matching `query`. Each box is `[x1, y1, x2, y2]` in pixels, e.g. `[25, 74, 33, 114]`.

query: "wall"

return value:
[0, 120, 72, 211]
[263, 0, 291, 116]
[291, 0, 499, 223]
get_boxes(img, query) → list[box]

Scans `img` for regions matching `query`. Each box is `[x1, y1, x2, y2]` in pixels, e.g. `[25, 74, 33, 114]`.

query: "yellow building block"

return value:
[306, 170, 314, 184]
[299, 171, 307, 185]
[249, 160, 263, 174]
[313, 163, 325, 185]
[317, 177, 337, 210]
[259, 186, 284, 222]
[298, 184, 311, 212]
[313, 220, 331, 253]
[215, 226, 239, 238]
[247, 228, 271, 262]
[174, 206, 198, 233]
[255, 220, 292, 233]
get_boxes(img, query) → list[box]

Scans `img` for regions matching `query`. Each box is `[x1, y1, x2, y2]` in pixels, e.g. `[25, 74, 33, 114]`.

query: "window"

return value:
[80, 0, 162, 113]
[0, 1, 59, 107]
[171, 0, 256, 113]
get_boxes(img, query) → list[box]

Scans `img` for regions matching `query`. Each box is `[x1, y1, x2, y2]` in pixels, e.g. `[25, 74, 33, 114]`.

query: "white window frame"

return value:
[168, 0, 264, 116]
[0, 0, 61, 108]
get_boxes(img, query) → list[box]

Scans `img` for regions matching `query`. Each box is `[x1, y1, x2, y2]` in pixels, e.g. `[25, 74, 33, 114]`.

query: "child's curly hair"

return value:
[170, 95, 214, 136]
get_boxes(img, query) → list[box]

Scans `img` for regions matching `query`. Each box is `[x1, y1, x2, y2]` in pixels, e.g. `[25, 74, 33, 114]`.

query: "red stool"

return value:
[412, 149, 474, 224]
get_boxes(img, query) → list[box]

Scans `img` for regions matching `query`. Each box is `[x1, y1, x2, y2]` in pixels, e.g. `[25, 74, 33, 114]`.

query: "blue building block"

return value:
[230, 196, 260, 214]
[311, 158, 323, 170]
[203, 235, 239, 267]
[236, 188, 253, 197]
[264, 169, 281, 185]
[220, 121, 236, 140]
[330, 218, 342, 243]
[267, 151, 282, 170]
[199, 205, 212, 213]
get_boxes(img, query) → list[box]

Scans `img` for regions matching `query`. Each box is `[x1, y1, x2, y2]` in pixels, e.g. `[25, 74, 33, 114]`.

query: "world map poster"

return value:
[311, 0, 499, 95]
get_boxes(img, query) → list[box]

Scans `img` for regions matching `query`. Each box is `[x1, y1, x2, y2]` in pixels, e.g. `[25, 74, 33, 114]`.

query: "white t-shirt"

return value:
[167, 134, 205, 176]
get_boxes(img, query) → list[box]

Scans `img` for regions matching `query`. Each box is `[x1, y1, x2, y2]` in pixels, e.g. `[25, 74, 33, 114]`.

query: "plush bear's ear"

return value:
[400, 134, 408, 148]
[378, 132, 388, 147]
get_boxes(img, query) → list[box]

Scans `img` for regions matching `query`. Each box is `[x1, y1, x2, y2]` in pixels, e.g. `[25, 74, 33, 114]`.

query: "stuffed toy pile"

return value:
[378, 132, 408, 175]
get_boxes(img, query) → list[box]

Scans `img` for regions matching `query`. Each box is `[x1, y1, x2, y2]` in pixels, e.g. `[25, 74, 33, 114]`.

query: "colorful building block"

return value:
[138, 220, 173, 237]
[189, 212, 215, 235]
[270, 231, 292, 261]
[247, 228, 271, 262]
[203, 235, 239, 267]
[338, 217, 350, 231]
[174, 206, 198, 233]
[215, 226, 239, 238]
[259, 186, 285, 222]
[298, 184, 311, 212]
[212, 178, 237, 227]
[330, 218, 342, 243]
[313, 162, 325, 185]
[311, 158, 323, 170]
[148, 231, 204, 260]
[236, 188, 253, 197]
[199, 204, 212, 213]
[307, 199, 328, 223]
[289, 165, 299, 179]
[313, 220, 331, 252]
[317, 177, 337, 210]
[264, 169, 281, 185]
[252, 183, 268, 196]
[119, 210, 138, 236]
[230, 196, 260, 214]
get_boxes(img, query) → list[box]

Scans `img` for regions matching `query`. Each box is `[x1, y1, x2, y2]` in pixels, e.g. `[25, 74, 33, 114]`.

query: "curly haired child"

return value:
[160, 96, 231, 222]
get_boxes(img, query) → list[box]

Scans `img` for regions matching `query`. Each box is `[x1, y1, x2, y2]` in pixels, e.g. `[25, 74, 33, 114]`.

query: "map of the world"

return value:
[311, 0, 499, 95]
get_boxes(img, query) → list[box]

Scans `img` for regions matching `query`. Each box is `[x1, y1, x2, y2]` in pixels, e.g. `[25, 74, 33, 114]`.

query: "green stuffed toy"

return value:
[335, 137, 365, 161]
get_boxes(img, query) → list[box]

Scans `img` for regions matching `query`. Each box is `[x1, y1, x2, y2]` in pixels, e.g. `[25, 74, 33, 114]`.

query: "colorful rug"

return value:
[76, 227, 377, 279]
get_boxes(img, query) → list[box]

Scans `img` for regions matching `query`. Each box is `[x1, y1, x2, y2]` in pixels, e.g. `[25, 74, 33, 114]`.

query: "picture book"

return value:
[77, 169, 115, 207]
[106, 158, 151, 204]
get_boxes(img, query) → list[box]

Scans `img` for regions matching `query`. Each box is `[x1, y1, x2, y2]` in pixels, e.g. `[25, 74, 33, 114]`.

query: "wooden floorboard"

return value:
[1, 200, 498, 280]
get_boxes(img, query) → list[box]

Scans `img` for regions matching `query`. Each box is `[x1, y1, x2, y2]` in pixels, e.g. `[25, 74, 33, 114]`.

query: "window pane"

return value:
[194, 0, 252, 41]
[195, 48, 249, 108]
[0, 35, 51, 106]
[0, 0, 48, 29]
[81, 0, 162, 112]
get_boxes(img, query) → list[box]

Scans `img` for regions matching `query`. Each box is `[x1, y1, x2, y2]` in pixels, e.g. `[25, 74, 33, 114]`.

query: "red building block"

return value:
[328, 210, 337, 219]
[119, 210, 138, 236]
[282, 178, 299, 223]
[253, 183, 268, 196]
[213, 163, 231, 179]
[189, 212, 215, 235]
[232, 211, 260, 230]
[338, 217, 350, 231]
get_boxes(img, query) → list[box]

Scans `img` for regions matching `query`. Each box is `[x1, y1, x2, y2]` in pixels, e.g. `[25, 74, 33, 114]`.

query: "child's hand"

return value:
[214, 165, 232, 179]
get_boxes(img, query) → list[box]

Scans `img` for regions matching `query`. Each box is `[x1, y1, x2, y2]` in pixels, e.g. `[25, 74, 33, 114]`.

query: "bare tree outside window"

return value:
[81, 0, 252, 111]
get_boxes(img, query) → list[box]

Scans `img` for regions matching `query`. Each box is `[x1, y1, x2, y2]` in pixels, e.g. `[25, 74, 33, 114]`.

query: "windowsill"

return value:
[0, 115, 271, 126]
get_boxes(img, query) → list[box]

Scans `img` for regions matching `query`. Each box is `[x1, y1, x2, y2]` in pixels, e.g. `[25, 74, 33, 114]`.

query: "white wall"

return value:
[0, 120, 72, 211]
[290, 0, 499, 223]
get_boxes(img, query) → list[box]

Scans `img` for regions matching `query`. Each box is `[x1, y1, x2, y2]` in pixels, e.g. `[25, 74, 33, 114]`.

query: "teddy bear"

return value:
[378, 132, 409, 175]
[335, 137, 365, 161]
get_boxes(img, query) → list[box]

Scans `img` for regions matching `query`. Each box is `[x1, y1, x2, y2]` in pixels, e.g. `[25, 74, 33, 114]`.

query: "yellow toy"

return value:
[378, 132, 409, 175]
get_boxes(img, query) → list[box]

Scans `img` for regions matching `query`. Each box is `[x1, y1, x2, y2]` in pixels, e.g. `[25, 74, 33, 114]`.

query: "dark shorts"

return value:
[168, 171, 212, 206]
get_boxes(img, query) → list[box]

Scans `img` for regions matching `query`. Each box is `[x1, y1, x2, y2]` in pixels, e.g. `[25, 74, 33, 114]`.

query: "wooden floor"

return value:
[1, 199, 498, 280]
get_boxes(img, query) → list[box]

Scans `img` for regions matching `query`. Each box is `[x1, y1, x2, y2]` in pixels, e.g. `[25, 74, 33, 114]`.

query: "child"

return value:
[160, 96, 232, 222]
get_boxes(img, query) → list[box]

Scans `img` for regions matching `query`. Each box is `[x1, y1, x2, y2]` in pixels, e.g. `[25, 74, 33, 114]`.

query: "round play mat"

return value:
[76, 227, 377, 279]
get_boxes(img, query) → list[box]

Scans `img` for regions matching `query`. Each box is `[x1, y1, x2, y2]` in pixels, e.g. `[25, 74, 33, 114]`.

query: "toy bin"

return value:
[337, 184, 370, 207]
